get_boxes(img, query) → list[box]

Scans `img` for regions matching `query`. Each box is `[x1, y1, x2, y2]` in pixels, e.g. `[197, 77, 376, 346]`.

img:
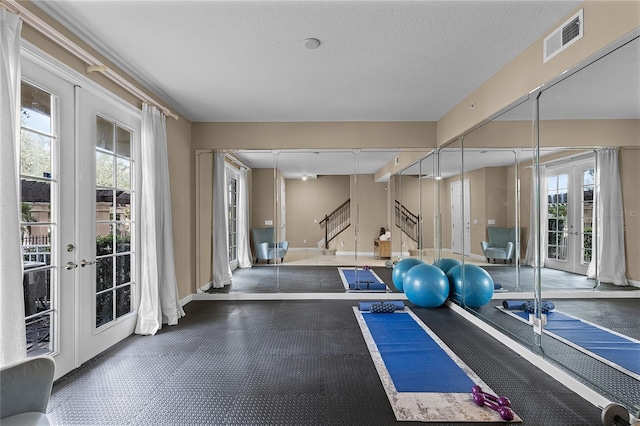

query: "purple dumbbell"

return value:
[471, 385, 512, 407]
[473, 393, 515, 421]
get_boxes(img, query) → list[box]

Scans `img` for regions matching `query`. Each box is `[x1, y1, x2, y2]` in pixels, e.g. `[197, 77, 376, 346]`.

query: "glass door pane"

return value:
[95, 117, 134, 328]
[20, 58, 76, 379]
[20, 81, 56, 356]
[78, 88, 140, 365]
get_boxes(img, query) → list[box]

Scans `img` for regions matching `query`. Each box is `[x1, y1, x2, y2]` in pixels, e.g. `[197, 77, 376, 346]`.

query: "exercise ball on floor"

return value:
[391, 258, 424, 292]
[446, 264, 494, 308]
[403, 263, 449, 308]
[433, 257, 462, 274]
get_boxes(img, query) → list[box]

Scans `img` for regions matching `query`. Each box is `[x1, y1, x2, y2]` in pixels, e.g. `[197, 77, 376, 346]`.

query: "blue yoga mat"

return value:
[349, 283, 388, 290]
[359, 301, 405, 311]
[513, 311, 640, 376]
[341, 269, 381, 284]
[341, 268, 388, 290]
[362, 312, 476, 392]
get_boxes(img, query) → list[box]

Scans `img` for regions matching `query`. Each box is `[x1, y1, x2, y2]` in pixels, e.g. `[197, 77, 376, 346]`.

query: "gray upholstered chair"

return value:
[252, 227, 289, 264]
[1, 355, 55, 426]
[481, 227, 517, 263]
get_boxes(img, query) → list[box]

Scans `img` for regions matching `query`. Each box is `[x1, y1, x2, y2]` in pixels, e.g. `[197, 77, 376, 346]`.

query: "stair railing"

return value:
[319, 199, 351, 250]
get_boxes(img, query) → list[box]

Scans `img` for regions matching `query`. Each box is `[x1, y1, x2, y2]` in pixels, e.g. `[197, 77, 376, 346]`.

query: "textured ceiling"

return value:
[34, 0, 581, 122]
[32, 1, 636, 178]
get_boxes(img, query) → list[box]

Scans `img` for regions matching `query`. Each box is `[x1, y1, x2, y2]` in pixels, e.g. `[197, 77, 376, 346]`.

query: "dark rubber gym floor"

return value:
[470, 298, 640, 412]
[47, 300, 604, 425]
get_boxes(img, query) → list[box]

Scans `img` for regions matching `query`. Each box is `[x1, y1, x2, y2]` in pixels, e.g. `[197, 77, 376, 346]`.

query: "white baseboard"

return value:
[192, 292, 409, 301]
[335, 251, 375, 256]
[628, 279, 640, 288]
[196, 281, 213, 294]
[179, 293, 193, 307]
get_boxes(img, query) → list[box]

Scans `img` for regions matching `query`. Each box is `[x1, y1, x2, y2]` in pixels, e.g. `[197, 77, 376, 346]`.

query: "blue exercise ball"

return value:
[446, 264, 494, 308]
[391, 258, 424, 291]
[403, 264, 450, 308]
[433, 257, 462, 274]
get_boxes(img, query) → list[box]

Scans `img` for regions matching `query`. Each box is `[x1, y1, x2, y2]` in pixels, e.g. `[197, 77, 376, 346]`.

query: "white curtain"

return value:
[135, 103, 185, 335]
[0, 9, 26, 365]
[212, 152, 232, 287]
[237, 167, 252, 268]
[587, 148, 628, 285]
[525, 165, 547, 267]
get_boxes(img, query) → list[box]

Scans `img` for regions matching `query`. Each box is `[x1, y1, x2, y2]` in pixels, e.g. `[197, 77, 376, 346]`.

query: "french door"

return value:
[20, 54, 140, 379]
[20, 58, 76, 378]
[77, 88, 140, 364]
[545, 159, 595, 274]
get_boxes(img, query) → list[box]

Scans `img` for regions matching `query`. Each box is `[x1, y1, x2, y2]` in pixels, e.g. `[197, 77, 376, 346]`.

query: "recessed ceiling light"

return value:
[304, 38, 321, 49]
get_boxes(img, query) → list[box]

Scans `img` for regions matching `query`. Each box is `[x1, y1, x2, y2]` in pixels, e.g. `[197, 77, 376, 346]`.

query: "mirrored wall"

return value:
[196, 28, 639, 415]
[199, 148, 438, 294]
[401, 32, 639, 413]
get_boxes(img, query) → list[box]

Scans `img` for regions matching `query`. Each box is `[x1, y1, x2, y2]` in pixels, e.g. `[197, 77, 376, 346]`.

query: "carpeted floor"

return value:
[46, 300, 604, 425]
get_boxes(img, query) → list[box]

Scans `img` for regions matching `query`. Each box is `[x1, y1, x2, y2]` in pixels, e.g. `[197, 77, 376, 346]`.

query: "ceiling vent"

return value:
[543, 9, 583, 63]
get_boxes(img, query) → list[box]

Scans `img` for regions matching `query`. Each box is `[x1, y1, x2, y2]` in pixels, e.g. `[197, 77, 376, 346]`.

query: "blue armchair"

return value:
[252, 227, 289, 264]
[481, 227, 517, 264]
[1, 356, 55, 425]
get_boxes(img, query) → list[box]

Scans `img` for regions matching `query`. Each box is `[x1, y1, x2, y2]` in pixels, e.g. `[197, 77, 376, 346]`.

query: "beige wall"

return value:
[251, 169, 276, 230]
[195, 152, 213, 287]
[353, 175, 388, 253]
[285, 176, 350, 248]
[192, 121, 436, 151]
[462, 119, 639, 150]
[438, 1, 640, 145]
[20, 1, 194, 298]
[167, 116, 194, 298]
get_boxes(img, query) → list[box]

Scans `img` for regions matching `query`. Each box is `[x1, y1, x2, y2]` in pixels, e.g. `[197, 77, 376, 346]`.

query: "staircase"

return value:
[319, 199, 350, 250]
[395, 200, 419, 242]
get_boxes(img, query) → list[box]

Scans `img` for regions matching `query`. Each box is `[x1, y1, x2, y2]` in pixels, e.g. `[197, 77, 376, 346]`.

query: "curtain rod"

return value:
[3, 0, 179, 120]
[223, 152, 250, 170]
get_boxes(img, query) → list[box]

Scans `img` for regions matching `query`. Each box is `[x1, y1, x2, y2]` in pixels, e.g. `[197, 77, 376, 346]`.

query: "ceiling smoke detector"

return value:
[304, 38, 321, 49]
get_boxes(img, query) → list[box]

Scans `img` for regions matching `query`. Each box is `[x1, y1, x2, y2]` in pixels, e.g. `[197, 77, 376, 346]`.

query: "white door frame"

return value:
[451, 179, 470, 256]
[544, 158, 595, 275]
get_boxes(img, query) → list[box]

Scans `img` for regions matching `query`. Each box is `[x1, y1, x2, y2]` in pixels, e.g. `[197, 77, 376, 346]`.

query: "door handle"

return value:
[65, 261, 78, 270]
[80, 259, 96, 267]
